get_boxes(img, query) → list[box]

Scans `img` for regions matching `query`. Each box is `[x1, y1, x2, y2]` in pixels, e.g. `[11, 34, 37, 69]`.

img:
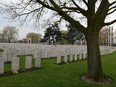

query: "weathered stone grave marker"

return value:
[25, 56, 32, 69]
[12, 57, 19, 72]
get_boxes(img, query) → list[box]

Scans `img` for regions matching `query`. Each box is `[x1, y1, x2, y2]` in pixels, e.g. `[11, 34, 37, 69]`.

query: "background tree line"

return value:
[41, 23, 85, 45]
[41, 23, 114, 46]
[0, 26, 42, 43]
[0, 26, 18, 43]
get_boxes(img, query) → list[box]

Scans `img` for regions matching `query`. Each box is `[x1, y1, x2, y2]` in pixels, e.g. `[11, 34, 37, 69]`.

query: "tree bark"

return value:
[85, 29, 104, 81]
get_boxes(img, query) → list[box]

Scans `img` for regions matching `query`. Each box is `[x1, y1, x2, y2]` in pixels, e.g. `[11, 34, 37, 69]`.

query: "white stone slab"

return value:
[74, 54, 77, 61]
[12, 57, 19, 71]
[83, 53, 86, 59]
[35, 53, 41, 68]
[25, 56, 32, 69]
[2, 52, 8, 62]
[0, 52, 2, 58]
[79, 54, 82, 60]
[12, 52, 18, 57]
[7, 53, 13, 62]
[64, 54, 68, 63]
[69, 54, 73, 62]
[0, 58, 4, 74]
[34, 51, 38, 59]
[56, 56, 61, 64]
[35, 57, 41, 68]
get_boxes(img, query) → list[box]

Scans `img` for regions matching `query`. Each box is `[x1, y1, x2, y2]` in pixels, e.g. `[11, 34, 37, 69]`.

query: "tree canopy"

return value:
[66, 24, 85, 45]
[43, 23, 61, 44]
[26, 32, 42, 43]
[2, 26, 18, 43]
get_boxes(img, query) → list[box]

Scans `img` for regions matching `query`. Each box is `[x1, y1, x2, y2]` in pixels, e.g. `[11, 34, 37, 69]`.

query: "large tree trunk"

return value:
[81, 26, 112, 83]
[85, 32, 104, 81]
[81, 28, 112, 83]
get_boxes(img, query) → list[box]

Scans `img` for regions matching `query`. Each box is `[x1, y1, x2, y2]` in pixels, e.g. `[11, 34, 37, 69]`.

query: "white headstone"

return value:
[74, 54, 77, 61]
[12, 57, 19, 71]
[34, 51, 38, 59]
[0, 52, 2, 58]
[35, 53, 41, 68]
[83, 53, 86, 59]
[79, 54, 82, 60]
[45, 50, 48, 58]
[64, 54, 68, 63]
[7, 53, 13, 62]
[56, 56, 61, 64]
[42, 49, 45, 58]
[56, 51, 61, 64]
[69, 54, 73, 62]
[25, 56, 32, 69]
[12, 52, 18, 57]
[2, 52, 8, 62]
[0, 58, 4, 74]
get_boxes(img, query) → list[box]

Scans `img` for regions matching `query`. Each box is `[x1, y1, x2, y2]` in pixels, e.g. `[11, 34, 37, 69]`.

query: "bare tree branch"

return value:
[36, 0, 58, 11]
[48, 0, 87, 33]
[1, 0, 115, 33]
[110, 1, 116, 6]
[94, 0, 110, 27]
[108, 6, 116, 11]
[108, 0, 116, 16]
[96, 0, 110, 15]
[107, 9, 116, 15]
[71, 0, 88, 17]
[82, 0, 88, 7]
[104, 20, 116, 26]
[61, 7, 78, 10]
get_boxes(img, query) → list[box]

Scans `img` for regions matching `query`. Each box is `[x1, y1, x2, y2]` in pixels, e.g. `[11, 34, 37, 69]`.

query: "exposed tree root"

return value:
[81, 73, 112, 85]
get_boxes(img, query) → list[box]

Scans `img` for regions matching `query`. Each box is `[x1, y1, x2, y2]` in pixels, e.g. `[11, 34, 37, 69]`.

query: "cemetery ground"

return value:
[0, 52, 116, 87]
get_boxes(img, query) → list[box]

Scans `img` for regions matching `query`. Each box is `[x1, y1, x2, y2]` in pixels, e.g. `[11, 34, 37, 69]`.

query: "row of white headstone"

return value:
[56, 52, 87, 64]
[56, 47, 115, 64]
[0, 45, 114, 63]
[0, 46, 87, 62]
[0, 45, 115, 74]
[0, 55, 41, 74]
[100, 48, 114, 55]
[0, 43, 87, 58]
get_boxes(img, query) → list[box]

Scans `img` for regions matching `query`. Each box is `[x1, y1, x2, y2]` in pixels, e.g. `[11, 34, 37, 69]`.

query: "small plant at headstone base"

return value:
[0, 48, 4, 52]
[12, 71, 18, 74]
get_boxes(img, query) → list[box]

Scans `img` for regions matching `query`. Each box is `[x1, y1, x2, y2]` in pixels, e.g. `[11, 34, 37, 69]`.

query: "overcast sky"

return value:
[0, 0, 116, 39]
[0, 16, 44, 39]
[0, 0, 45, 39]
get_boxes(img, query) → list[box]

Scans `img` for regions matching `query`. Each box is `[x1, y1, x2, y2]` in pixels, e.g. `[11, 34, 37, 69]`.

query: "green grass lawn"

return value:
[0, 52, 116, 87]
